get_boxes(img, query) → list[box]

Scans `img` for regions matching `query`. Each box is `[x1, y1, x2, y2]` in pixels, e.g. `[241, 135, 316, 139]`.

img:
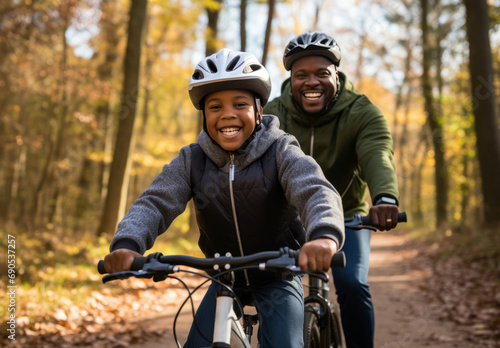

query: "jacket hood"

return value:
[278, 71, 362, 126]
[197, 115, 284, 171]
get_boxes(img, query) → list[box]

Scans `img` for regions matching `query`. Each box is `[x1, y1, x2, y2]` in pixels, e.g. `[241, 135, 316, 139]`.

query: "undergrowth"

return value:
[405, 223, 500, 274]
[0, 224, 202, 334]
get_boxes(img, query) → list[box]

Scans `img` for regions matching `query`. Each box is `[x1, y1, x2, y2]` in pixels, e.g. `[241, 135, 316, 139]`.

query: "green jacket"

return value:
[263, 72, 399, 217]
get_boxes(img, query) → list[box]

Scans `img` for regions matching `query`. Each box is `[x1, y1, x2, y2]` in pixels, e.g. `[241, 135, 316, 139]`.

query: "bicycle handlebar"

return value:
[98, 212, 407, 279]
[97, 248, 346, 278]
[344, 212, 407, 231]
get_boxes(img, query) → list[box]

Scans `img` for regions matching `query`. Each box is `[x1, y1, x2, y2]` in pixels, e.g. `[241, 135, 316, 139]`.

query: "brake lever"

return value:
[344, 214, 377, 231]
[102, 260, 178, 284]
[102, 270, 155, 283]
[260, 254, 303, 281]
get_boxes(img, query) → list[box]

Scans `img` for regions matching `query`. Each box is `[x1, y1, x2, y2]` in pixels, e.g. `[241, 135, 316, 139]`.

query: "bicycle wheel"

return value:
[328, 303, 345, 348]
[304, 306, 321, 348]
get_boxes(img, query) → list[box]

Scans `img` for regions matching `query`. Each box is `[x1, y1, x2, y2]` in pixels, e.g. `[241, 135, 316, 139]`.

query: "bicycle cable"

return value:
[171, 266, 260, 345]
[171, 275, 211, 347]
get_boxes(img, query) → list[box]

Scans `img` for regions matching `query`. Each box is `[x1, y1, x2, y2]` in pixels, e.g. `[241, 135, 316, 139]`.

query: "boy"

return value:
[103, 48, 344, 347]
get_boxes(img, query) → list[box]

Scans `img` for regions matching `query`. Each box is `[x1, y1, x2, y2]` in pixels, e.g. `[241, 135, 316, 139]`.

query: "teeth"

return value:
[304, 92, 322, 99]
[221, 127, 240, 136]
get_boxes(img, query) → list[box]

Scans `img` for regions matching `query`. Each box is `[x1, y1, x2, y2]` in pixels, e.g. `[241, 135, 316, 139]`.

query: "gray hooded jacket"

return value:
[110, 115, 344, 257]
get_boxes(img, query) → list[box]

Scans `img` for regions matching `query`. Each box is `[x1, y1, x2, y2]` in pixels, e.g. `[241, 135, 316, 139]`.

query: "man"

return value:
[264, 31, 400, 348]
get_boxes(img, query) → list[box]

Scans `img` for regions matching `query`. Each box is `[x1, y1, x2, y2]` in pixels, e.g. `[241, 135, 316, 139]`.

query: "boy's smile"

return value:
[204, 89, 257, 151]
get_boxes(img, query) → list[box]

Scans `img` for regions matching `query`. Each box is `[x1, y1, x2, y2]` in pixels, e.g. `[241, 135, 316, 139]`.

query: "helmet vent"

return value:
[243, 64, 262, 74]
[226, 56, 240, 71]
[207, 59, 218, 73]
[192, 70, 204, 80]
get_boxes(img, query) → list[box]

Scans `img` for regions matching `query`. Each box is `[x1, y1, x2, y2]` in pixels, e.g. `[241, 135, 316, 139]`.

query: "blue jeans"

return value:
[184, 275, 304, 347]
[331, 228, 374, 348]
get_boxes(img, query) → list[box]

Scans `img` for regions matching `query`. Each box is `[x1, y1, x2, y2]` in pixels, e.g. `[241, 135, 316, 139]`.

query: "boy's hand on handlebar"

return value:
[104, 249, 143, 273]
[369, 204, 400, 231]
[298, 239, 338, 272]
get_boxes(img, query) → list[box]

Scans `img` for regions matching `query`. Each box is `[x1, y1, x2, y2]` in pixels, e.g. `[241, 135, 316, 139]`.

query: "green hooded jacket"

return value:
[263, 72, 399, 217]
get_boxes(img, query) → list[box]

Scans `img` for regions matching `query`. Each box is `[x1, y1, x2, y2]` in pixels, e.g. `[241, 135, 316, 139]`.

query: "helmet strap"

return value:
[255, 96, 262, 126]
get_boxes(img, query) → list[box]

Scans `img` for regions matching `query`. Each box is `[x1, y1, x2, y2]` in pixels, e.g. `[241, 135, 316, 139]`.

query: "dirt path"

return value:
[369, 232, 476, 348]
[127, 232, 479, 348]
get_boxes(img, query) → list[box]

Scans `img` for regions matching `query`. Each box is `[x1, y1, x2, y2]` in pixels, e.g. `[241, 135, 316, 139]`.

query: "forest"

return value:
[0, 0, 499, 346]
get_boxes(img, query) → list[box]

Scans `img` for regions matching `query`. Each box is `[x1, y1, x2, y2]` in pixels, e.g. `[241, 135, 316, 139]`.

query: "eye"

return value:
[235, 102, 249, 108]
[318, 70, 330, 78]
[207, 104, 221, 111]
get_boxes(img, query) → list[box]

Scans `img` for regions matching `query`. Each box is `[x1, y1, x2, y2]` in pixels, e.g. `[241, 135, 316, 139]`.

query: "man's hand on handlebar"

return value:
[368, 204, 400, 231]
[298, 239, 338, 272]
[104, 249, 143, 274]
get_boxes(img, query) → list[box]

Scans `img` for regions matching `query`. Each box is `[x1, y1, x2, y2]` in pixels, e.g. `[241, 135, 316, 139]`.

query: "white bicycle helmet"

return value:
[283, 31, 341, 70]
[189, 48, 271, 110]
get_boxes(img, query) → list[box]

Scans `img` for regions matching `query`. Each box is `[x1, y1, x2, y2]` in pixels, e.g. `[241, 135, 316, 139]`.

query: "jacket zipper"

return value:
[310, 125, 354, 198]
[228, 153, 250, 285]
[310, 126, 315, 157]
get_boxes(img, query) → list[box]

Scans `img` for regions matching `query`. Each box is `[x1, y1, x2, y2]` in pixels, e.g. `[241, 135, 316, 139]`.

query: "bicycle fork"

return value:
[305, 274, 336, 348]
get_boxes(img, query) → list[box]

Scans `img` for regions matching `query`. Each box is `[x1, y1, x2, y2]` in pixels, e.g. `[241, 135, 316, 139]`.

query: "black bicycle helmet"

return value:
[188, 48, 271, 110]
[283, 31, 341, 71]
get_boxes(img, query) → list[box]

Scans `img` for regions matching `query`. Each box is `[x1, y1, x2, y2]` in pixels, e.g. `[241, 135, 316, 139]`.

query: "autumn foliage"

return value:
[0, 0, 499, 346]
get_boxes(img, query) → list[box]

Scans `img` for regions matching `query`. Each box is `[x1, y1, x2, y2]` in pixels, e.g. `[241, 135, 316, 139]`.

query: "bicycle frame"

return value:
[99, 248, 339, 347]
[302, 212, 407, 348]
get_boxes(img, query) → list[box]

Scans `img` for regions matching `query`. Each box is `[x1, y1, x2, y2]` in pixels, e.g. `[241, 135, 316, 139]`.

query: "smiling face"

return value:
[290, 55, 338, 116]
[204, 89, 258, 151]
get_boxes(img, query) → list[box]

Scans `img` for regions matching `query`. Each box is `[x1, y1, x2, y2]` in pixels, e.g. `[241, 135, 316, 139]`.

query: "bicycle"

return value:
[98, 247, 346, 347]
[303, 212, 408, 348]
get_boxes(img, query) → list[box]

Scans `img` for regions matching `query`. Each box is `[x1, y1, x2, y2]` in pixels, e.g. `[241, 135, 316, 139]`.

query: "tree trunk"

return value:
[459, 149, 470, 227]
[96, 1, 120, 205]
[398, 84, 413, 210]
[410, 117, 430, 224]
[33, 15, 71, 228]
[205, 0, 222, 57]
[420, 0, 448, 226]
[463, 0, 500, 224]
[312, 0, 323, 30]
[392, 36, 413, 145]
[240, 0, 247, 51]
[196, 0, 223, 134]
[97, 0, 148, 235]
[354, 30, 367, 92]
[261, 0, 276, 66]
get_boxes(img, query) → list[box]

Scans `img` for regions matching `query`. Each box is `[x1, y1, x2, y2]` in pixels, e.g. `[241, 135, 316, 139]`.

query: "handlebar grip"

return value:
[97, 260, 107, 274]
[360, 212, 407, 225]
[131, 256, 147, 271]
[398, 212, 407, 223]
[331, 251, 346, 268]
[97, 256, 148, 275]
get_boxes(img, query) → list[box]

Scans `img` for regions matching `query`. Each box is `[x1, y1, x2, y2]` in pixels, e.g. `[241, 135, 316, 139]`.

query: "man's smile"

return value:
[303, 91, 323, 101]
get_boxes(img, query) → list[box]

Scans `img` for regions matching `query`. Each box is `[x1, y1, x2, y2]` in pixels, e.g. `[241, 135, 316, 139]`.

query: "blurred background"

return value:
[0, 0, 499, 345]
